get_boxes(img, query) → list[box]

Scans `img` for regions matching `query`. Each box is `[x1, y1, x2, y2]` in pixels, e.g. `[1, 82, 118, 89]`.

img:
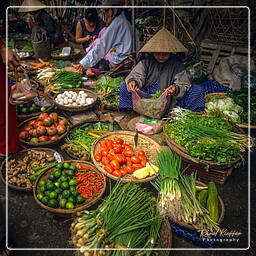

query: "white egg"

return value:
[59, 100, 64, 105]
[86, 98, 94, 104]
[63, 99, 68, 105]
[67, 98, 72, 103]
[72, 102, 77, 106]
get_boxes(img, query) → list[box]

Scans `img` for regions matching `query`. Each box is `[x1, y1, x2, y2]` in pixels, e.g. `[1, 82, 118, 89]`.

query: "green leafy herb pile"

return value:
[52, 70, 83, 89]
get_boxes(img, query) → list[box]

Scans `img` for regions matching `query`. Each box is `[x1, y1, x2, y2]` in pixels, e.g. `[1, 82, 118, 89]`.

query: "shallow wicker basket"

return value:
[0, 148, 63, 191]
[52, 89, 98, 112]
[91, 130, 162, 183]
[33, 160, 106, 215]
[51, 48, 81, 60]
[172, 181, 225, 231]
[163, 121, 245, 169]
[18, 116, 70, 147]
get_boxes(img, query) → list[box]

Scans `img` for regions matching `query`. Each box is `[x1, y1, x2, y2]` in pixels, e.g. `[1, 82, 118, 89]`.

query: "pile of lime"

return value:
[17, 102, 47, 115]
[36, 162, 85, 209]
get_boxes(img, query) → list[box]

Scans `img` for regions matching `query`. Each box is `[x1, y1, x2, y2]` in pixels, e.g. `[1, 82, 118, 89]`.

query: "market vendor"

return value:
[76, 8, 101, 53]
[120, 27, 230, 112]
[74, 0, 132, 75]
[18, 0, 66, 48]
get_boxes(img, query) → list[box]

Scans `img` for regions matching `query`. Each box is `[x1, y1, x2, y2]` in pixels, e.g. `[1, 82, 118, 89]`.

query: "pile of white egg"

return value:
[55, 91, 94, 107]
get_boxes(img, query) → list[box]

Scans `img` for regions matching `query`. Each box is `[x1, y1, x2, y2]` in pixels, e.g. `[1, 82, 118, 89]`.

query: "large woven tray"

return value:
[33, 160, 106, 215]
[163, 124, 245, 169]
[0, 148, 63, 191]
[91, 130, 162, 183]
[18, 116, 70, 147]
[52, 89, 98, 112]
[51, 48, 81, 60]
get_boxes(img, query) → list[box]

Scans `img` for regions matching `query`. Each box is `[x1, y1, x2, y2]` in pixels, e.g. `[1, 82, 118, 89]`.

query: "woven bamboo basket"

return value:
[18, 116, 70, 147]
[51, 48, 81, 60]
[52, 89, 98, 112]
[91, 131, 162, 183]
[173, 181, 225, 231]
[163, 124, 244, 169]
[33, 160, 106, 215]
[0, 148, 63, 191]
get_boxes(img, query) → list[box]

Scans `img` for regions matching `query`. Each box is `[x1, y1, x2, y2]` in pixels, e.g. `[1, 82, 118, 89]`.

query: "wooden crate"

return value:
[199, 40, 251, 74]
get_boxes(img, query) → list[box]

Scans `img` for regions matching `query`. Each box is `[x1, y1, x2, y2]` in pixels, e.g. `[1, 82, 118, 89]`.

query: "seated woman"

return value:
[119, 28, 229, 113]
[75, 8, 101, 53]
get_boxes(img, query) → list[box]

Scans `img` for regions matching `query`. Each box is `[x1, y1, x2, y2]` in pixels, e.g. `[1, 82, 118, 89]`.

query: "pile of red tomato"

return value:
[95, 138, 148, 177]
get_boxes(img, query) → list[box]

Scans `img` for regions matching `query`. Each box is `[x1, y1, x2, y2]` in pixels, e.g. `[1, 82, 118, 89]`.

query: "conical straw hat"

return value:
[140, 27, 188, 53]
[101, 0, 125, 6]
[18, 0, 46, 13]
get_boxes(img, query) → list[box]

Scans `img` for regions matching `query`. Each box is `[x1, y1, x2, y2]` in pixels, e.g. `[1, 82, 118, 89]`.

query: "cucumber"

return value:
[198, 189, 208, 208]
[207, 181, 219, 223]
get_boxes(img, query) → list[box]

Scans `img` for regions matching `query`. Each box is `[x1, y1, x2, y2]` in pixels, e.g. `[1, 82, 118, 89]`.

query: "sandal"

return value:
[0, 237, 13, 256]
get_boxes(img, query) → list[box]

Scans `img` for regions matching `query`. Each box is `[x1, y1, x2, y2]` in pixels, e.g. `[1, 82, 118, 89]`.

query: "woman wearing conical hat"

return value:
[119, 28, 229, 112]
[18, 0, 66, 48]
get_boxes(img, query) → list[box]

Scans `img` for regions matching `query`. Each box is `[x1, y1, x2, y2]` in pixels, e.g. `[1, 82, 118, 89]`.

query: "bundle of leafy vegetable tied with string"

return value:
[70, 182, 162, 256]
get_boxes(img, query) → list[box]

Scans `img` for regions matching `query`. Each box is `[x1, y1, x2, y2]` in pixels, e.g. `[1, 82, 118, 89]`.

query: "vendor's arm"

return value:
[173, 70, 191, 99]
[125, 61, 146, 91]
[79, 23, 118, 68]
[75, 21, 92, 44]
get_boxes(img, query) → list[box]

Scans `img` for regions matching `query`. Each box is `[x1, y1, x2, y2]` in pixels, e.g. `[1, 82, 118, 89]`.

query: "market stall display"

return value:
[18, 113, 70, 146]
[33, 161, 106, 215]
[0, 148, 63, 191]
[91, 131, 161, 183]
[51, 48, 81, 60]
[61, 122, 121, 161]
[53, 89, 97, 112]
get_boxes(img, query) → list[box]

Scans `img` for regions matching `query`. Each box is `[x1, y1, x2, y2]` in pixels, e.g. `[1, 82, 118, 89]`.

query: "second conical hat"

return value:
[140, 27, 188, 53]
[18, 0, 46, 13]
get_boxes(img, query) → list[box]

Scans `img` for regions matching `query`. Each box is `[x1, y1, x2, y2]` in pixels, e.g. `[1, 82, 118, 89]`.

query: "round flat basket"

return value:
[91, 130, 162, 183]
[18, 116, 70, 147]
[163, 124, 244, 169]
[33, 160, 106, 215]
[17, 51, 34, 60]
[51, 48, 81, 60]
[204, 92, 228, 103]
[173, 181, 225, 231]
[0, 148, 63, 191]
[53, 89, 98, 112]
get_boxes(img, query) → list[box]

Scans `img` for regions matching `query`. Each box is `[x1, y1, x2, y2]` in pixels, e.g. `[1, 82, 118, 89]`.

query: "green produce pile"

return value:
[151, 90, 162, 100]
[227, 88, 256, 125]
[21, 41, 33, 51]
[36, 162, 85, 209]
[61, 122, 120, 160]
[96, 76, 124, 107]
[165, 109, 248, 163]
[70, 182, 162, 254]
[8, 39, 15, 48]
[52, 70, 83, 89]
[153, 150, 220, 231]
[17, 102, 47, 115]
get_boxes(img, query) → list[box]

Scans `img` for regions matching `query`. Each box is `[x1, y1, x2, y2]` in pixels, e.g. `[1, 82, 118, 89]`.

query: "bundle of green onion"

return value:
[70, 182, 162, 256]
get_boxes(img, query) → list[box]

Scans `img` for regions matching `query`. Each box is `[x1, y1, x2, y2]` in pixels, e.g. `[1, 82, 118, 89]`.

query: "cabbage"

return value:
[205, 101, 218, 111]
[223, 111, 241, 123]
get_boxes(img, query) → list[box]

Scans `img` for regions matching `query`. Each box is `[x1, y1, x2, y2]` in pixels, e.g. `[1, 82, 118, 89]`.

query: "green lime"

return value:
[53, 170, 61, 179]
[29, 106, 35, 112]
[37, 193, 44, 201]
[59, 198, 67, 208]
[32, 103, 37, 108]
[66, 170, 74, 177]
[40, 185, 47, 193]
[76, 195, 85, 204]
[60, 175, 68, 182]
[69, 179, 78, 186]
[63, 162, 70, 169]
[55, 188, 63, 194]
[41, 196, 49, 205]
[65, 202, 74, 209]
[46, 182, 55, 191]
[21, 107, 27, 114]
[54, 181, 60, 188]
[71, 190, 79, 197]
[56, 163, 63, 169]
[68, 165, 77, 171]
[38, 180, 46, 187]
[62, 190, 70, 198]
[67, 196, 76, 204]
[48, 199, 58, 208]
[58, 194, 63, 201]
[49, 191, 58, 199]
[69, 186, 76, 192]
[48, 174, 55, 181]
[41, 107, 46, 111]
[44, 191, 51, 197]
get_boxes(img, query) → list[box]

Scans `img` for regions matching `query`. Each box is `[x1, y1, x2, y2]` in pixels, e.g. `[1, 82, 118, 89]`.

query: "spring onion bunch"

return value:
[70, 182, 162, 256]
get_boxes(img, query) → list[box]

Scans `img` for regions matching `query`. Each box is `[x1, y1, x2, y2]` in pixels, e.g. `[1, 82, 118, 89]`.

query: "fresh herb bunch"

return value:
[151, 90, 162, 100]
[96, 76, 124, 95]
[52, 70, 83, 89]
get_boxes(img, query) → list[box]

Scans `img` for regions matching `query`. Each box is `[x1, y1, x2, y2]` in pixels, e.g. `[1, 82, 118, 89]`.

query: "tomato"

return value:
[110, 160, 120, 170]
[115, 139, 124, 144]
[124, 145, 133, 151]
[140, 160, 147, 167]
[119, 168, 127, 176]
[19, 131, 29, 140]
[139, 156, 147, 161]
[104, 164, 114, 174]
[58, 119, 68, 126]
[138, 151, 145, 156]
[105, 139, 113, 144]
[95, 153, 102, 162]
[126, 159, 132, 166]
[126, 166, 134, 174]
[132, 164, 143, 170]
[101, 149, 109, 157]
[27, 120, 36, 127]
[100, 141, 106, 147]
[38, 135, 49, 142]
[122, 143, 129, 148]
[49, 112, 58, 122]
[107, 153, 114, 160]
[106, 142, 113, 150]
[124, 150, 133, 157]
[114, 154, 125, 164]
[112, 170, 122, 177]
[131, 156, 141, 164]
[108, 149, 115, 155]
[101, 156, 110, 165]
[38, 113, 49, 121]
[49, 135, 59, 141]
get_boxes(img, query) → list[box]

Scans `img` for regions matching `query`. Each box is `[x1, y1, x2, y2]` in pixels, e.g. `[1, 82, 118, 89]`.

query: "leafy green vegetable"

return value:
[96, 76, 124, 95]
[151, 90, 162, 100]
[8, 39, 15, 48]
[52, 70, 83, 89]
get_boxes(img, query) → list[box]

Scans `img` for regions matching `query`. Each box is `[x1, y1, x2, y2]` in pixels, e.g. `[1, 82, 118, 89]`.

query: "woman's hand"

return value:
[166, 84, 176, 95]
[0, 46, 20, 71]
[72, 63, 86, 73]
[127, 81, 138, 92]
